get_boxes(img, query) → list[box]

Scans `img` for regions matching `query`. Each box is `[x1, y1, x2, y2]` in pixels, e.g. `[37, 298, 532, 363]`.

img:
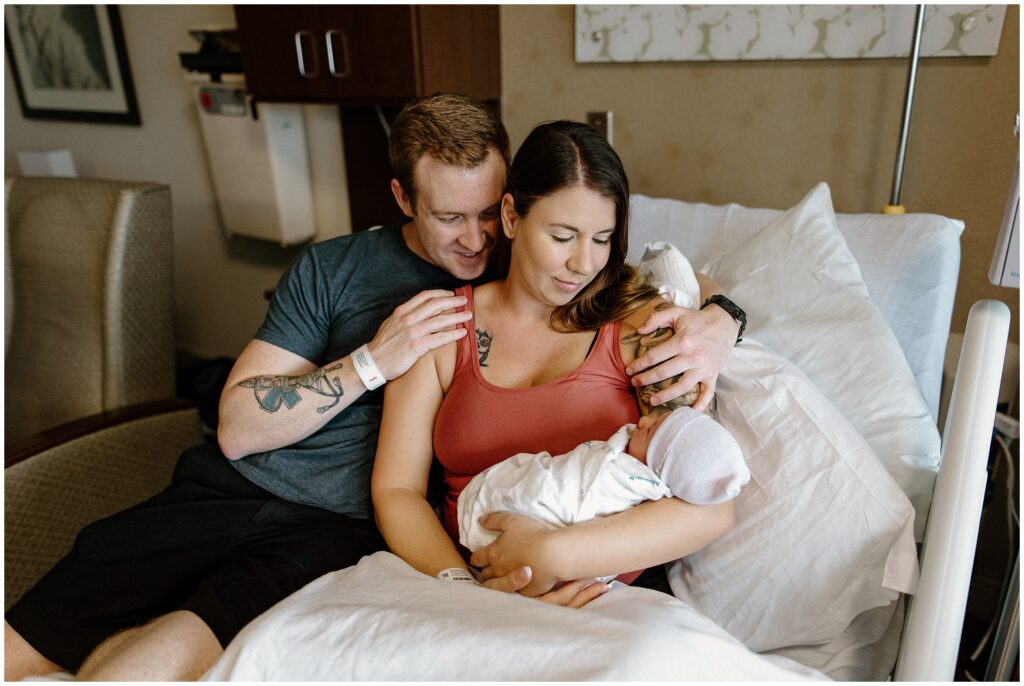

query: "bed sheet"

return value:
[204, 552, 827, 681]
[768, 598, 904, 681]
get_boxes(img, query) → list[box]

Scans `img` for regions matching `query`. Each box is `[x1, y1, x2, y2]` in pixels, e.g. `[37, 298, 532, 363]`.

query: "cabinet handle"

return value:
[325, 30, 351, 78]
[294, 31, 318, 78]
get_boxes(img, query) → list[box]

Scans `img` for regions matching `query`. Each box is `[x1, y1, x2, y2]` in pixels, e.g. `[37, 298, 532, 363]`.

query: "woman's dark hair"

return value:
[493, 120, 657, 332]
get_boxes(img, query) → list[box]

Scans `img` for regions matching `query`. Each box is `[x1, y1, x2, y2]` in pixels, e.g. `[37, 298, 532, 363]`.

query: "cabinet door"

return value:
[236, 6, 420, 102]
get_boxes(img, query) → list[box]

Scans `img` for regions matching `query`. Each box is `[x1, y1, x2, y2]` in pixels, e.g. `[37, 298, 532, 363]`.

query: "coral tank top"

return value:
[433, 285, 643, 581]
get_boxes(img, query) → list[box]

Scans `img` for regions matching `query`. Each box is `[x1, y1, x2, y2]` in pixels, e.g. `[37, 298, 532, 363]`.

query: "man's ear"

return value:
[390, 179, 415, 218]
[500, 193, 517, 240]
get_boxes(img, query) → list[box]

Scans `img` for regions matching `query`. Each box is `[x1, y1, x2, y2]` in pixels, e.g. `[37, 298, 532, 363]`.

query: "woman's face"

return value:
[501, 184, 616, 308]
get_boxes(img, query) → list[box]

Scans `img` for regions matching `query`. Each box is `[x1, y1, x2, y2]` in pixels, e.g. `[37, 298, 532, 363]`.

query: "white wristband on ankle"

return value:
[352, 344, 386, 391]
[436, 567, 477, 583]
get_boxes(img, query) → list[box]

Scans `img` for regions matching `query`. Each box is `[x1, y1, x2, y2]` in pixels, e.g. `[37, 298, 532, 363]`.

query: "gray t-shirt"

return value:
[230, 223, 461, 519]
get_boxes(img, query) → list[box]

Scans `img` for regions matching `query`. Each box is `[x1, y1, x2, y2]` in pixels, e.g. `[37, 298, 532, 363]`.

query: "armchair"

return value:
[4, 176, 176, 444]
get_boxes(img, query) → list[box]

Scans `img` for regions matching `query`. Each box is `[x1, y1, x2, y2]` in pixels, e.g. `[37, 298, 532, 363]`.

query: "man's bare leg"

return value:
[5, 621, 64, 680]
[75, 611, 222, 681]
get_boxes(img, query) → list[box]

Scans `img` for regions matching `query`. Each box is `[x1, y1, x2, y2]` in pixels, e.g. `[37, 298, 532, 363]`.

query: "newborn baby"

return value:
[457, 407, 750, 573]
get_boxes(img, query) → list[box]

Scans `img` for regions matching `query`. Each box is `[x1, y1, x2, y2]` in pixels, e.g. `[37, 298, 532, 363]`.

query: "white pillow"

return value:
[699, 183, 940, 538]
[668, 339, 919, 652]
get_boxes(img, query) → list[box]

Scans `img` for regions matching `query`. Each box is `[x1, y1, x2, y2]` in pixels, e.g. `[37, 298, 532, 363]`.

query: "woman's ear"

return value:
[500, 193, 517, 240]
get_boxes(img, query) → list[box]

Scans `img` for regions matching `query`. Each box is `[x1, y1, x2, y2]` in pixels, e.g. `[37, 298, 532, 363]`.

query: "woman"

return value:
[372, 121, 735, 607]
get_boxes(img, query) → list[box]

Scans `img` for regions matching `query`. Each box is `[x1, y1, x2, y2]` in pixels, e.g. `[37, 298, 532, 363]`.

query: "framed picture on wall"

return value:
[4, 5, 140, 125]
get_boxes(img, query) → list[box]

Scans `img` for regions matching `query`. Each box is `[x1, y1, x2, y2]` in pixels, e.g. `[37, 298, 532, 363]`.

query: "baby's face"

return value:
[626, 411, 672, 462]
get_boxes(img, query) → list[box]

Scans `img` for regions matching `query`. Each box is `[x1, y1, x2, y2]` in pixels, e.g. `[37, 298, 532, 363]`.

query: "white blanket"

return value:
[205, 552, 826, 681]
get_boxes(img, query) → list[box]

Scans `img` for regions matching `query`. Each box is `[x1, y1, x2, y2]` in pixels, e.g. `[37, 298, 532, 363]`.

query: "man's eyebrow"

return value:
[430, 203, 500, 216]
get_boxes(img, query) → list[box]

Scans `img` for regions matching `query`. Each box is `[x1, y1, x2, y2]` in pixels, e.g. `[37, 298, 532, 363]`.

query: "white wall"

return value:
[4, 5, 351, 358]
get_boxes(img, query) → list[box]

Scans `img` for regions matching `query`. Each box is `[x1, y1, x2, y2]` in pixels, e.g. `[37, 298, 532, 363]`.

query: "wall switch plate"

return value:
[586, 111, 613, 145]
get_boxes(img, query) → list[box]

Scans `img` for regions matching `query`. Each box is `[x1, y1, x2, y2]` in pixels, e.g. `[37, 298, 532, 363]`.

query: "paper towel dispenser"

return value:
[182, 29, 316, 246]
[193, 84, 316, 246]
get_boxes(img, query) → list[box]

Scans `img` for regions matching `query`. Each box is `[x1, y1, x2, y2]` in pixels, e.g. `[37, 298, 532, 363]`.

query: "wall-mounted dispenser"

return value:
[181, 28, 316, 246]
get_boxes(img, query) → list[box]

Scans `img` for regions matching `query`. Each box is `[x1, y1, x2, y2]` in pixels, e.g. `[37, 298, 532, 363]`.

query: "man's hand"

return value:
[470, 512, 561, 596]
[624, 304, 739, 412]
[368, 290, 472, 381]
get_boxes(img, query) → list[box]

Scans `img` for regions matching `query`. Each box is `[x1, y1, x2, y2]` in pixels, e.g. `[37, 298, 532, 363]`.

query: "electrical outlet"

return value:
[586, 111, 613, 145]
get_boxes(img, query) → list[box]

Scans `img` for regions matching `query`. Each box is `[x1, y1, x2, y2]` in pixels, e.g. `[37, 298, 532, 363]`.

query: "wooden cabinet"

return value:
[234, 5, 500, 103]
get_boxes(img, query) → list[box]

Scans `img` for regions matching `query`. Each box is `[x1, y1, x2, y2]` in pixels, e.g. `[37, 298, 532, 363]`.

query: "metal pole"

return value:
[984, 551, 1019, 681]
[887, 4, 927, 210]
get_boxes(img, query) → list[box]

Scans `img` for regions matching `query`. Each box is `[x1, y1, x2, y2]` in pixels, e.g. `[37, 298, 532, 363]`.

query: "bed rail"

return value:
[895, 299, 1011, 681]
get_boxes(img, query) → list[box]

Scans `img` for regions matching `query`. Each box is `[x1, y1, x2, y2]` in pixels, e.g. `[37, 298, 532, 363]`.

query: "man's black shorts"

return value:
[6, 443, 385, 673]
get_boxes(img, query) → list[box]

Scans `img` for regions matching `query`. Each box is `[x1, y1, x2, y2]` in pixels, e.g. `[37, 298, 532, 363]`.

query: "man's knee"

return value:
[76, 611, 222, 681]
[5, 621, 64, 680]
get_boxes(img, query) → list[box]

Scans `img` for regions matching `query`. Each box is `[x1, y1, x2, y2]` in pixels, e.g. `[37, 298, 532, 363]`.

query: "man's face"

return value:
[394, 149, 506, 281]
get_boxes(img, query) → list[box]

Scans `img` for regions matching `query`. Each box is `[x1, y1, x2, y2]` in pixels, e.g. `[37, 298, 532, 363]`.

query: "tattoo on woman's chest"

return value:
[476, 328, 493, 367]
[240, 361, 345, 414]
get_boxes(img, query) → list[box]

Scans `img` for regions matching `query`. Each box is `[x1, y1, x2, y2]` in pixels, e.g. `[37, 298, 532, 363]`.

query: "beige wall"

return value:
[501, 5, 1020, 344]
[4, 5, 351, 358]
[5, 5, 1017, 360]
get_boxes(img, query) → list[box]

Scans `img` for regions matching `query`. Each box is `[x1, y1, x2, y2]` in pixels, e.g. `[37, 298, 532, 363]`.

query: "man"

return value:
[5, 94, 741, 681]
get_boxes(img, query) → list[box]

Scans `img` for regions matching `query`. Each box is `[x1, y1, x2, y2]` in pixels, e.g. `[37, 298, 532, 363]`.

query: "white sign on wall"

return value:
[576, 5, 1007, 63]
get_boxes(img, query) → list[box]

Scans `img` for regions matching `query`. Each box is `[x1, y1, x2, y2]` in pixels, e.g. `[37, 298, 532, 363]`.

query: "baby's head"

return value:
[626, 410, 672, 462]
[626, 407, 749, 505]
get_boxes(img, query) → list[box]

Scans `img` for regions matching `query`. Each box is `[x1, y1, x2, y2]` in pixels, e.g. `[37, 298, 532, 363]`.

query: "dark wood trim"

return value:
[340, 104, 408, 232]
[5, 398, 197, 469]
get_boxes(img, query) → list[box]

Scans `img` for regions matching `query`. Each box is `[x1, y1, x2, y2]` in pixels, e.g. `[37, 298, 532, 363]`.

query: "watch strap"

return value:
[701, 294, 747, 344]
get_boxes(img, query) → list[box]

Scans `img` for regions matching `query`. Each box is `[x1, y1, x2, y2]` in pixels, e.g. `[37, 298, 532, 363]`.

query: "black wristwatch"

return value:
[701, 294, 747, 344]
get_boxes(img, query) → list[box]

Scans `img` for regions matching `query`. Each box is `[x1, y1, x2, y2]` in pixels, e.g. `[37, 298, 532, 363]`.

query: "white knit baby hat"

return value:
[646, 407, 750, 505]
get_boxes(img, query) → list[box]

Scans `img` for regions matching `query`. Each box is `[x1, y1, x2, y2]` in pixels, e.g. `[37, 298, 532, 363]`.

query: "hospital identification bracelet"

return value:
[436, 567, 477, 583]
[352, 344, 386, 391]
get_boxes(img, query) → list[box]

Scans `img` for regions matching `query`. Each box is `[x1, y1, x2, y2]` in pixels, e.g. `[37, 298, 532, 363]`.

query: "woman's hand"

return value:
[481, 567, 610, 609]
[470, 512, 563, 596]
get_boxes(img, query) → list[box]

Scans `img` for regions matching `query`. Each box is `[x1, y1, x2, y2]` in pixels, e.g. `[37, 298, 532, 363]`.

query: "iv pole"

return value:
[882, 4, 927, 215]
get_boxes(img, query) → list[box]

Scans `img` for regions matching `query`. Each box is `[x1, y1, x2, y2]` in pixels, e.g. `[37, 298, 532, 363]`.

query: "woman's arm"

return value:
[371, 351, 468, 576]
[372, 350, 606, 605]
[471, 497, 734, 596]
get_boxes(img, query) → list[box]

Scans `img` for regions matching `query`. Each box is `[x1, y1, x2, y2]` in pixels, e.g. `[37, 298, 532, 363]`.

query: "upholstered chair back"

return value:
[4, 177, 175, 443]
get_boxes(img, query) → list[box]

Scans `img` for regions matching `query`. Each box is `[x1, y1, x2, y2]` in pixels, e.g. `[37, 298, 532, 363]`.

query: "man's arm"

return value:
[217, 289, 471, 460]
[624, 272, 741, 412]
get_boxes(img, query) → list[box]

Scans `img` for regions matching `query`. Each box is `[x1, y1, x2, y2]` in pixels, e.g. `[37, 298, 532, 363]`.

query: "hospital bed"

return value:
[4, 184, 1011, 681]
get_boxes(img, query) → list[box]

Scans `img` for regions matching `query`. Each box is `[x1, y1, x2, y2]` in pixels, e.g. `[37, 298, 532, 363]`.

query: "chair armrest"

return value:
[4, 399, 205, 611]
[895, 300, 1011, 681]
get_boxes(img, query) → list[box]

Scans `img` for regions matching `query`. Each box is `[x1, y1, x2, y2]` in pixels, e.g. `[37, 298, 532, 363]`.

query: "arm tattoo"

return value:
[621, 327, 701, 416]
[476, 328, 493, 367]
[240, 361, 345, 414]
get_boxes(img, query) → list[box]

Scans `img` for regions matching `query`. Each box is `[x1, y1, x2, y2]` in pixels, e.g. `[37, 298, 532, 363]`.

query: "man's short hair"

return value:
[389, 94, 510, 212]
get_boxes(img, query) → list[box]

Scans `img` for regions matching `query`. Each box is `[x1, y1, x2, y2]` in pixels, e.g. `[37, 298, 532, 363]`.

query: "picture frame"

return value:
[4, 5, 140, 125]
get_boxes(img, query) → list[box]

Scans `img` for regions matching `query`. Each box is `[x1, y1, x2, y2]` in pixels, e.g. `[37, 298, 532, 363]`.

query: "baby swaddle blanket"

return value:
[457, 424, 671, 580]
